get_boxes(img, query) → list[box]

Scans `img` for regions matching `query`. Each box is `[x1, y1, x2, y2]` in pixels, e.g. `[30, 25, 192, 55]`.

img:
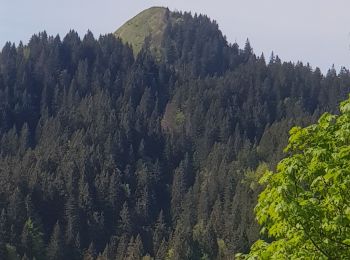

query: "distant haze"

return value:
[1, 0, 349, 73]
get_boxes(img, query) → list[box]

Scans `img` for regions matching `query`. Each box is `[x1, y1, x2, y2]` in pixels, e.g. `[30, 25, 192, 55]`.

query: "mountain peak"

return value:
[115, 6, 169, 56]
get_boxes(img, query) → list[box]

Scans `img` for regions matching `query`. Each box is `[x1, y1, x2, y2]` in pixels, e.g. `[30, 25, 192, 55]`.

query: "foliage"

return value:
[243, 163, 269, 191]
[21, 218, 45, 260]
[241, 97, 350, 259]
[0, 7, 350, 259]
[175, 110, 185, 127]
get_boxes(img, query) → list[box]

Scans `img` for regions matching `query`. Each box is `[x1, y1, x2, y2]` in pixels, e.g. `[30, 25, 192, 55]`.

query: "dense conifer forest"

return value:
[0, 7, 350, 259]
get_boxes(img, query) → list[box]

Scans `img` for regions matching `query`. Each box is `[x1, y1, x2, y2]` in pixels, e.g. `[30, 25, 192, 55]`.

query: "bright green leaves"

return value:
[340, 98, 350, 113]
[240, 96, 350, 259]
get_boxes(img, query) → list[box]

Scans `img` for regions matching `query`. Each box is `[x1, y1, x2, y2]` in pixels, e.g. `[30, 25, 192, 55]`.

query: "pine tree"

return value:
[83, 242, 97, 260]
[119, 202, 132, 235]
[65, 195, 80, 242]
[97, 243, 112, 260]
[155, 239, 167, 260]
[21, 218, 45, 260]
[22, 254, 30, 260]
[0, 209, 8, 258]
[153, 210, 167, 255]
[115, 234, 129, 260]
[171, 163, 187, 223]
[124, 235, 144, 260]
[47, 222, 64, 260]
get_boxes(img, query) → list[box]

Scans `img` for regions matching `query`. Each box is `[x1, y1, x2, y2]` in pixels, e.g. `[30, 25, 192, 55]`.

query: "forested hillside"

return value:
[0, 7, 350, 259]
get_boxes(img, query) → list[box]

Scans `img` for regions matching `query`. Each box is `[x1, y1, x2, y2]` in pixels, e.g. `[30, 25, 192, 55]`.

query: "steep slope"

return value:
[114, 6, 169, 57]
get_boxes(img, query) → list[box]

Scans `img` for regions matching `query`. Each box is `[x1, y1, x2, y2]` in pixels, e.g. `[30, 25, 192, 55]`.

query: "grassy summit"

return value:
[114, 7, 169, 57]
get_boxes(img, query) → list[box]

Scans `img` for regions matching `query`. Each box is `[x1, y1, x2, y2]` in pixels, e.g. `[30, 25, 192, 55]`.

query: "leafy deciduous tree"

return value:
[240, 97, 350, 259]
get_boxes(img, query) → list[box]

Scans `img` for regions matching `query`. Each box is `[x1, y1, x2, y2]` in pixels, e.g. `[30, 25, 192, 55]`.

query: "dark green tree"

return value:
[47, 222, 64, 260]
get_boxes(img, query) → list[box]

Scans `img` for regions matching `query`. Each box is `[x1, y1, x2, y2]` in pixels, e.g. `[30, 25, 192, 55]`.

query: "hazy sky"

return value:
[0, 0, 349, 73]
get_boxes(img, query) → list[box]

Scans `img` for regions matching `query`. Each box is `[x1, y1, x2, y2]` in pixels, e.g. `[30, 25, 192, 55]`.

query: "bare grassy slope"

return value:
[114, 7, 169, 57]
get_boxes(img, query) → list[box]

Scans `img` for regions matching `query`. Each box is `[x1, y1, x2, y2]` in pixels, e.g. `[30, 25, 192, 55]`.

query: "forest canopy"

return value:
[0, 8, 350, 259]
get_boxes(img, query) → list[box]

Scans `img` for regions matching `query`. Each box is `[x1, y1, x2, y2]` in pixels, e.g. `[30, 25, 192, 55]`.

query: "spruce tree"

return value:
[47, 222, 64, 260]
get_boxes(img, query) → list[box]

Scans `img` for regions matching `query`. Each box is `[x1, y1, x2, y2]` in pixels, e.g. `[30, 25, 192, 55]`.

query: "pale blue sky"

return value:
[0, 0, 349, 73]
